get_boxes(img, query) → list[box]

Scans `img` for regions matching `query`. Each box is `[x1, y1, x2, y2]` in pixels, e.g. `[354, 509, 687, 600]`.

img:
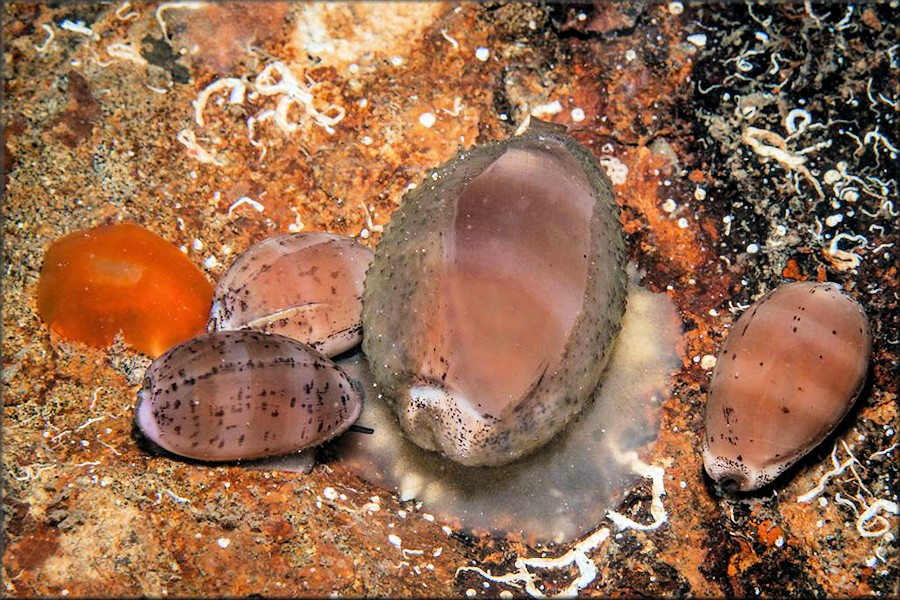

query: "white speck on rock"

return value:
[418, 112, 436, 128]
[687, 33, 707, 48]
[599, 156, 629, 185]
[700, 354, 718, 370]
[825, 214, 844, 227]
[531, 100, 562, 119]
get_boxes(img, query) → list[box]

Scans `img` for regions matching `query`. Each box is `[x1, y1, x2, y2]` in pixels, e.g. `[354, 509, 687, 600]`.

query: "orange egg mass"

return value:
[37, 223, 214, 357]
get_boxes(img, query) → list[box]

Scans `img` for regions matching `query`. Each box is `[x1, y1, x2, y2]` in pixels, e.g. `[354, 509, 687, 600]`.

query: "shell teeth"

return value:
[404, 385, 486, 462]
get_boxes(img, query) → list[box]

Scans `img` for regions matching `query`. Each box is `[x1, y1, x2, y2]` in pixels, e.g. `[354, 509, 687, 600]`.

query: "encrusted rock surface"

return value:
[3, 2, 897, 597]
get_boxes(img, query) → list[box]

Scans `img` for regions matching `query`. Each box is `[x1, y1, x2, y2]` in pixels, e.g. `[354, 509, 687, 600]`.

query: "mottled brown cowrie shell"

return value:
[136, 330, 363, 462]
[208, 232, 373, 357]
[703, 281, 872, 492]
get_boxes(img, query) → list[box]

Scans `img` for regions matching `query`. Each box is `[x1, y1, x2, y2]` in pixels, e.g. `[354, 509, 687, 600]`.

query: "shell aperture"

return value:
[703, 281, 872, 492]
[362, 119, 627, 466]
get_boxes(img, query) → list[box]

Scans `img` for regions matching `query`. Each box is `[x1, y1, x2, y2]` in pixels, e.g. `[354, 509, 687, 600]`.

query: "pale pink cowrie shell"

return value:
[703, 281, 871, 492]
[208, 232, 373, 357]
[136, 330, 363, 462]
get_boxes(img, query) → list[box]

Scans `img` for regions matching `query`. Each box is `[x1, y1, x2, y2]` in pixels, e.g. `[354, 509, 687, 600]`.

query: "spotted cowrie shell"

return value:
[704, 281, 871, 492]
[136, 330, 363, 461]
